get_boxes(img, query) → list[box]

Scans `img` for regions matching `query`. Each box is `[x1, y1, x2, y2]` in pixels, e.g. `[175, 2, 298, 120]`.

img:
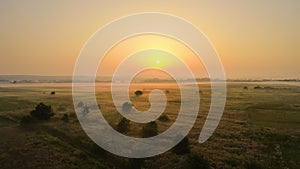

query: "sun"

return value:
[156, 60, 160, 64]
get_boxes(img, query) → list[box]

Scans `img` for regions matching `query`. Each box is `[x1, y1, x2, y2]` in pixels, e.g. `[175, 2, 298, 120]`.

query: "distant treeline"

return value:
[0, 75, 299, 83]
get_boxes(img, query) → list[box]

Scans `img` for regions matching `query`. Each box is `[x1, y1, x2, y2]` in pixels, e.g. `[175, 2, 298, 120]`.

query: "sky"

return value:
[0, 0, 299, 79]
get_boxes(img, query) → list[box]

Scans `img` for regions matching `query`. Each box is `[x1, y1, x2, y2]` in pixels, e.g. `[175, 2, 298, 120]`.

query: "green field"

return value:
[0, 82, 299, 169]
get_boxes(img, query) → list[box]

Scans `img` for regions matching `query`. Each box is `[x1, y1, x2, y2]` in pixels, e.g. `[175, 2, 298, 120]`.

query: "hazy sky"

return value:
[0, 0, 299, 79]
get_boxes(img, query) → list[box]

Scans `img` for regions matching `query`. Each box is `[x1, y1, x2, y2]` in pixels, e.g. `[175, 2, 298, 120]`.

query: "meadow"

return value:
[0, 82, 299, 169]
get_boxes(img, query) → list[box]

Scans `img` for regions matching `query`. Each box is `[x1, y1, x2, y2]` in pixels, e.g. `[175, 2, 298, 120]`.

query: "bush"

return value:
[122, 102, 132, 113]
[77, 101, 84, 108]
[172, 136, 190, 155]
[61, 113, 69, 122]
[142, 121, 158, 138]
[183, 153, 210, 169]
[116, 117, 130, 134]
[82, 105, 90, 116]
[158, 114, 169, 122]
[165, 90, 170, 94]
[134, 90, 143, 96]
[30, 102, 54, 120]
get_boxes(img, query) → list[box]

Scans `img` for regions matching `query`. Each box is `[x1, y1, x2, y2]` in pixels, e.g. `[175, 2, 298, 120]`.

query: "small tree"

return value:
[30, 102, 54, 120]
[122, 102, 132, 113]
[134, 90, 143, 96]
[116, 117, 130, 134]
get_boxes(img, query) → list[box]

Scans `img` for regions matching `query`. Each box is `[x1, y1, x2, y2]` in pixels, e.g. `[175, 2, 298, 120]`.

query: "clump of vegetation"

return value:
[142, 121, 158, 138]
[30, 102, 54, 120]
[77, 101, 84, 108]
[122, 102, 132, 113]
[50, 91, 56, 95]
[134, 90, 143, 96]
[116, 117, 130, 134]
[172, 136, 190, 155]
[244, 86, 248, 90]
[254, 86, 262, 89]
[183, 153, 210, 169]
[165, 90, 170, 94]
[272, 144, 287, 168]
[264, 86, 274, 89]
[82, 104, 90, 116]
[61, 113, 69, 122]
[158, 114, 169, 122]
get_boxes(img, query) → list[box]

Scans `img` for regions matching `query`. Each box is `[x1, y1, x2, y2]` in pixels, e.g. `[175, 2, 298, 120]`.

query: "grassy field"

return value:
[0, 82, 299, 169]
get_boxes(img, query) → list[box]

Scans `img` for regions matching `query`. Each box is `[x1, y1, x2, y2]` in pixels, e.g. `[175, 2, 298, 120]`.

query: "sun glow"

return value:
[97, 34, 208, 78]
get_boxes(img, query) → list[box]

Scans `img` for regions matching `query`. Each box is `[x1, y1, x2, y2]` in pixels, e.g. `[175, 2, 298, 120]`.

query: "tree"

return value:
[116, 117, 130, 134]
[122, 102, 132, 113]
[30, 102, 54, 120]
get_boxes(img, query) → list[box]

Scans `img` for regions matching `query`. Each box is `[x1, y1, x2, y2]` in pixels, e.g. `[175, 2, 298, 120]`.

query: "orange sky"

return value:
[0, 1, 299, 79]
[98, 34, 207, 79]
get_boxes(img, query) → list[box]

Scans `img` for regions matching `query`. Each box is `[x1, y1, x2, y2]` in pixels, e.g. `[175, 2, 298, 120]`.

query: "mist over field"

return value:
[0, 81, 299, 168]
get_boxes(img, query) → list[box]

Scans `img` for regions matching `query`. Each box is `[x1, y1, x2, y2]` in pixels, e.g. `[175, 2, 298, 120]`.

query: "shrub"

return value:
[116, 117, 130, 134]
[82, 105, 90, 116]
[134, 90, 143, 96]
[77, 101, 84, 108]
[172, 136, 190, 155]
[61, 113, 69, 122]
[254, 86, 262, 89]
[30, 102, 54, 120]
[183, 153, 210, 169]
[122, 102, 132, 113]
[158, 114, 169, 122]
[142, 121, 158, 138]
